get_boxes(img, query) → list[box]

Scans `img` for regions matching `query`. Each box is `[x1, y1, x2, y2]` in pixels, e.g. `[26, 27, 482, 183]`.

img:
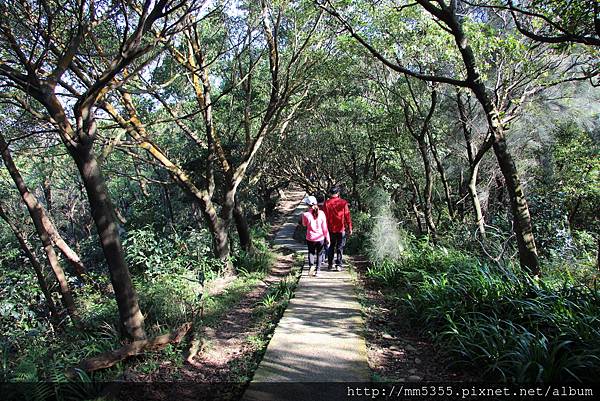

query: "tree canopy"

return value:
[1, 0, 598, 391]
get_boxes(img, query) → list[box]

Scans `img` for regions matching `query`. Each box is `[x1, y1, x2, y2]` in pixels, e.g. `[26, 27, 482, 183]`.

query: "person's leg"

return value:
[314, 240, 324, 275]
[335, 232, 347, 270]
[327, 234, 338, 269]
[321, 242, 328, 266]
[307, 240, 317, 273]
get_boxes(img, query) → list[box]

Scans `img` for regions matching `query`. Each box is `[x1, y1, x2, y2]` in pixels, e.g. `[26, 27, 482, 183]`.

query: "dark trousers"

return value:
[328, 232, 346, 268]
[321, 243, 329, 265]
[306, 239, 324, 271]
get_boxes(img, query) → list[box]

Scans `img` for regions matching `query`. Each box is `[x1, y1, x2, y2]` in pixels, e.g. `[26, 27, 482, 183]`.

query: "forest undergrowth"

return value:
[358, 191, 600, 383]
[0, 222, 296, 400]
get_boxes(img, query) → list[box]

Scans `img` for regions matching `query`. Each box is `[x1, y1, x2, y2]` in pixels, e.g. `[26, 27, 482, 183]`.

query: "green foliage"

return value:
[0, 260, 52, 373]
[529, 121, 599, 260]
[344, 210, 372, 254]
[0, 224, 228, 388]
[122, 225, 233, 334]
[137, 270, 200, 334]
[547, 122, 599, 231]
[4, 341, 104, 401]
[124, 225, 224, 280]
[367, 238, 600, 382]
[260, 277, 297, 309]
[233, 228, 275, 275]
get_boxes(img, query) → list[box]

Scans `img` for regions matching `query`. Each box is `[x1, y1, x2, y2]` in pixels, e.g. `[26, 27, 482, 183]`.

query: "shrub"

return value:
[345, 211, 373, 254]
[123, 225, 224, 280]
[233, 228, 275, 275]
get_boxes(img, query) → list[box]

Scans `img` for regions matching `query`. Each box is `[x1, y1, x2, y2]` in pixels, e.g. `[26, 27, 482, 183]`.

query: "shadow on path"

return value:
[243, 201, 371, 401]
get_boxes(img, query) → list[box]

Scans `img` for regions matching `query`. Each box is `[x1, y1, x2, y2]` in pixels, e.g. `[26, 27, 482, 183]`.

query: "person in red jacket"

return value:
[322, 186, 353, 271]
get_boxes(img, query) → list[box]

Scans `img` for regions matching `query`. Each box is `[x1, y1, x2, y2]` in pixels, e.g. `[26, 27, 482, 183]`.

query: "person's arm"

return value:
[321, 212, 330, 245]
[345, 202, 353, 235]
[300, 213, 307, 227]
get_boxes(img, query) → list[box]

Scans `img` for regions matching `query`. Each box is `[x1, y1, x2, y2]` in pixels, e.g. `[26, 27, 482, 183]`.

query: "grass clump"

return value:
[366, 238, 600, 382]
[234, 240, 275, 276]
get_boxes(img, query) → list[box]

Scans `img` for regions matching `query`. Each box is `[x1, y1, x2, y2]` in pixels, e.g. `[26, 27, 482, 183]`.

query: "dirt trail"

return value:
[351, 255, 475, 382]
[112, 188, 307, 401]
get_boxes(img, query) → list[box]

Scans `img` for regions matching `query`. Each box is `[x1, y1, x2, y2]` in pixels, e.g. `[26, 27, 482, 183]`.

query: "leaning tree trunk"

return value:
[105, 96, 234, 268]
[0, 134, 77, 319]
[465, 91, 539, 273]
[457, 168, 466, 221]
[468, 163, 486, 237]
[490, 133, 539, 275]
[0, 138, 88, 279]
[457, 90, 486, 235]
[409, 179, 425, 235]
[189, 190, 232, 268]
[0, 204, 59, 317]
[428, 131, 454, 219]
[42, 218, 88, 280]
[417, 137, 437, 237]
[189, 186, 232, 270]
[448, 12, 540, 276]
[469, 76, 539, 274]
[72, 143, 146, 340]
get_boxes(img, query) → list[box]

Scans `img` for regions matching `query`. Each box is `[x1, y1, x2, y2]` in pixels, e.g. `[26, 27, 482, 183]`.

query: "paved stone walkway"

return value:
[243, 196, 371, 401]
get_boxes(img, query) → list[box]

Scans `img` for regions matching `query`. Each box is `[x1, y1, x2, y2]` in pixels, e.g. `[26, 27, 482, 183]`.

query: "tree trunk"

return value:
[461, 101, 539, 273]
[43, 174, 53, 214]
[72, 145, 146, 340]
[567, 196, 582, 228]
[468, 163, 486, 237]
[417, 137, 437, 237]
[193, 191, 231, 270]
[490, 128, 539, 275]
[448, 6, 540, 275]
[457, 92, 489, 238]
[42, 234, 75, 317]
[204, 211, 230, 268]
[458, 168, 466, 220]
[44, 221, 88, 279]
[428, 131, 454, 218]
[104, 97, 233, 267]
[0, 137, 88, 280]
[163, 183, 175, 226]
[217, 188, 238, 273]
[233, 198, 252, 252]
[0, 204, 59, 317]
[0, 134, 77, 319]
[133, 156, 150, 198]
[411, 197, 424, 235]
[401, 154, 425, 234]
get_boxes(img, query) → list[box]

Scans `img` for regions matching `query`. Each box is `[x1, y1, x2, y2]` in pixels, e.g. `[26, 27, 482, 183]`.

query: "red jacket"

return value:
[323, 196, 352, 234]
